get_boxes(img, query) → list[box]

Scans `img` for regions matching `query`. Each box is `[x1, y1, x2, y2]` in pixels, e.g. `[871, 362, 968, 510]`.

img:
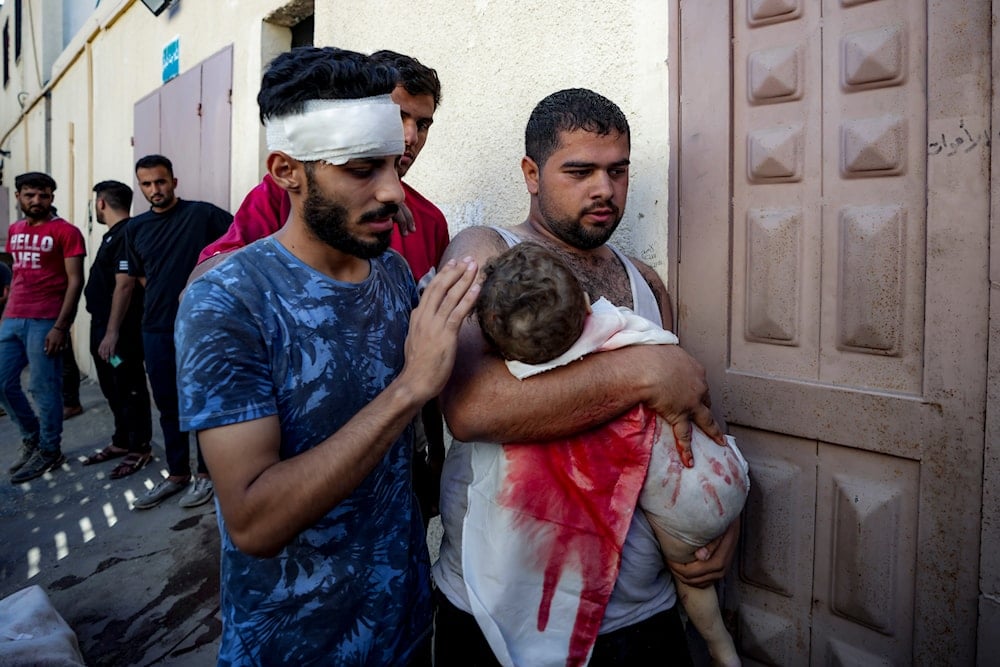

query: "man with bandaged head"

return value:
[174, 46, 479, 665]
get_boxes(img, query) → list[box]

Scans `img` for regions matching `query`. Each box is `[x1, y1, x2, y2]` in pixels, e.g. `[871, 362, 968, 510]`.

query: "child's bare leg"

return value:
[648, 516, 741, 667]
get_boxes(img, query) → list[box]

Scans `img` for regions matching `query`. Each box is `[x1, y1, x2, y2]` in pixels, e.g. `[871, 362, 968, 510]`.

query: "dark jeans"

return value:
[433, 589, 694, 667]
[90, 324, 152, 453]
[0, 318, 63, 454]
[62, 343, 81, 408]
[143, 330, 204, 477]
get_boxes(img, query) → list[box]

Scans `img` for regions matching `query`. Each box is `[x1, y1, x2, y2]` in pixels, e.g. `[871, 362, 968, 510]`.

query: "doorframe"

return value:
[979, 0, 1000, 658]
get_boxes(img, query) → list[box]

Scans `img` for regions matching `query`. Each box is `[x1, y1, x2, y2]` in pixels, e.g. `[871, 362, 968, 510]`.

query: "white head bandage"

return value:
[265, 95, 404, 165]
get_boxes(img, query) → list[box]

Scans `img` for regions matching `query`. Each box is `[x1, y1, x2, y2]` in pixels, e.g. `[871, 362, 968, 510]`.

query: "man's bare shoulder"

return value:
[629, 256, 673, 328]
[629, 256, 666, 293]
[439, 225, 512, 267]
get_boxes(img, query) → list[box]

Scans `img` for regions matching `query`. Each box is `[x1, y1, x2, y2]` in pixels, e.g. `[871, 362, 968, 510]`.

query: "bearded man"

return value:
[3, 171, 86, 484]
[174, 46, 479, 665]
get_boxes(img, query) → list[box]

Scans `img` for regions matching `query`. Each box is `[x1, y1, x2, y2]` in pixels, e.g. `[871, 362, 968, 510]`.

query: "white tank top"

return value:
[433, 227, 676, 633]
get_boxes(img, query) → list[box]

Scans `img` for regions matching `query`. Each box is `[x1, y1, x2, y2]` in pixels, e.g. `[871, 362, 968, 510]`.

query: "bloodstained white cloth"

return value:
[505, 298, 678, 379]
[462, 298, 748, 667]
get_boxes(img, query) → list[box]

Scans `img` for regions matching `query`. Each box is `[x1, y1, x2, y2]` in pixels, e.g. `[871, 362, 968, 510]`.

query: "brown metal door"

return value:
[198, 45, 233, 211]
[132, 90, 160, 216]
[674, 1, 989, 664]
[132, 46, 232, 211]
[158, 66, 203, 199]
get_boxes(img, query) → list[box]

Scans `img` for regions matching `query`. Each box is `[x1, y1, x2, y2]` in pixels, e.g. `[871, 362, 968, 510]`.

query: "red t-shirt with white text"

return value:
[5, 217, 86, 319]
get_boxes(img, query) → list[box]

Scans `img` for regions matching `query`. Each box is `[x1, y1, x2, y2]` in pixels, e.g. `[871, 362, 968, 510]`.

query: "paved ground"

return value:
[1, 378, 221, 666]
[0, 376, 446, 667]
[0, 377, 709, 666]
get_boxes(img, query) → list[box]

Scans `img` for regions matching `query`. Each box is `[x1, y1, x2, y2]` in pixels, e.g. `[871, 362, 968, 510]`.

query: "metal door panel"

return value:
[198, 45, 232, 211]
[732, 426, 815, 666]
[820, 1, 926, 394]
[159, 67, 202, 201]
[133, 48, 234, 213]
[132, 90, 160, 215]
[676, 0, 989, 663]
[732, 0, 822, 380]
[811, 443, 918, 664]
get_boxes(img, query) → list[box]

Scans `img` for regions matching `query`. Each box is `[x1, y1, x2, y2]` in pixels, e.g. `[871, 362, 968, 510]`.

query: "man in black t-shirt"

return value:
[81, 180, 154, 479]
[111, 155, 231, 509]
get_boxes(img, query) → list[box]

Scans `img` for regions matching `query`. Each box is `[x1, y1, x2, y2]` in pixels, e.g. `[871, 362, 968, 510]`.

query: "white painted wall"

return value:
[315, 0, 673, 274]
[0, 0, 295, 375]
[1, 0, 294, 223]
[0, 0, 676, 374]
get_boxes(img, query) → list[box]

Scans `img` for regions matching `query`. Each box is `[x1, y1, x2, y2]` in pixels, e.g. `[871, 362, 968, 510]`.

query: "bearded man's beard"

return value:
[302, 174, 395, 259]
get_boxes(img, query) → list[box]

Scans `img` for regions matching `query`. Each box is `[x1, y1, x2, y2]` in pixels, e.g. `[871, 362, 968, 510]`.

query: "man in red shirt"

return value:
[193, 51, 451, 523]
[2, 172, 86, 483]
[195, 50, 450, 284]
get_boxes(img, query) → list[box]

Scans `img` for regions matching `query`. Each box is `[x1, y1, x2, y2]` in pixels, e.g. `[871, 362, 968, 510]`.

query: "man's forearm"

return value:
[54, 280, 83, 330]
[442, 334, 648, 443]
[203, 375, 427, 557]
[106, 277, 135, 335]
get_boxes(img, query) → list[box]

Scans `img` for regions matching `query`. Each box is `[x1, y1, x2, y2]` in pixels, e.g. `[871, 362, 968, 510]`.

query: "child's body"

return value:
[477, 242, 748, 667]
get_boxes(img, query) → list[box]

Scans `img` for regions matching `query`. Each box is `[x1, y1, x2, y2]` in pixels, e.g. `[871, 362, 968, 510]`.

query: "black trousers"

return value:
[143, 330, 205, 476]
[90, 324, 153, 452]
[61, 343, 80, 407]
[433, 589, 694, 667]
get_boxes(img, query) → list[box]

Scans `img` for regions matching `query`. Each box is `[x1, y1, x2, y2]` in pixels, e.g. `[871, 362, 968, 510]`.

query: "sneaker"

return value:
[9, 437, 39, 473]
[10, 449, 66, 484]
[133, 477, 189, 510]
[178, 477, 214, 508]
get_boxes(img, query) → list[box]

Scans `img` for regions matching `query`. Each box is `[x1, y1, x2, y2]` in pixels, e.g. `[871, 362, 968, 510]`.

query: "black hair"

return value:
[525, 88, 630, 167]
[135, 154, 174, 176]
[14, 171, 56, 191]
[93, 180, 133, 211]
[370, 50, 442, 108]
[257, 46, 398, 123]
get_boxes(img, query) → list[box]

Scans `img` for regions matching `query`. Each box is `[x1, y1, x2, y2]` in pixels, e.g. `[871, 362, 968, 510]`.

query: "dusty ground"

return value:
[0, 378, 220, 666]
[0, 376, 446, 667]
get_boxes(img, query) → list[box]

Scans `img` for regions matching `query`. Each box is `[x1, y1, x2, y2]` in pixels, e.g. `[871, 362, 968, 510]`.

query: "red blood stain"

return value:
[727, 456, 748, 493]
[667, 456, 685, 506]
[700, 474, 726, 516]
[707, 456, 733, 486]
[499, 405, 656, 666]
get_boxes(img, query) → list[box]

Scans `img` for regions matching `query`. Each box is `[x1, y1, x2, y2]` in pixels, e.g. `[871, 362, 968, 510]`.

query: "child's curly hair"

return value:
[476, 242, 589, 364]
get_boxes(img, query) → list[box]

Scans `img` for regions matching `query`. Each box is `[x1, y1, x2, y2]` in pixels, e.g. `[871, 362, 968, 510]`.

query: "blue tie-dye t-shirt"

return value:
[175, 237, 430, 666]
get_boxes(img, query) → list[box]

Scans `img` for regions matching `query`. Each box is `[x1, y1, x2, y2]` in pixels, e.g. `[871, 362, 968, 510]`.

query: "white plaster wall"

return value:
[48, 60, 94, 373]
[0, 0, 292, 371]
[0, 0, 52, 216]
[2, 0, 292, 213]
[315, 0, 673, 274]
[69, 0, 289, 207]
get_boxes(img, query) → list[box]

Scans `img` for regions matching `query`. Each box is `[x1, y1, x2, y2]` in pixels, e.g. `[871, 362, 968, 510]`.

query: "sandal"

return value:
[110, 451, 153, 479]
[82, 444, 129, 466]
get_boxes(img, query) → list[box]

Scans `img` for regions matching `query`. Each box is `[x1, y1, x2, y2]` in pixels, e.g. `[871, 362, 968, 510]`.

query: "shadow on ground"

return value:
[0, 379, 220, 666]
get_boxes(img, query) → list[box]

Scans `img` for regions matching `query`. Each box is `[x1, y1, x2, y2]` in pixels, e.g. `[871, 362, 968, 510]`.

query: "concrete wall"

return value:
[0, 0, 675, 368]
[315, 0, 673, 274]
[0, 0, 295, 374]
[1, 0, 296, 223]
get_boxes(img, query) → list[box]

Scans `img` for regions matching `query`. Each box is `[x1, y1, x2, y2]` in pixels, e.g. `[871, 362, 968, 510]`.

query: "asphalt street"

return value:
[0, 375, 447, 666]
[0, 377, 220, 666]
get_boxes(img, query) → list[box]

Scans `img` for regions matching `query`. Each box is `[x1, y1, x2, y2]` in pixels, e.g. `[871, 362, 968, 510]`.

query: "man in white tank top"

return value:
[433, 88, 741, 666]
